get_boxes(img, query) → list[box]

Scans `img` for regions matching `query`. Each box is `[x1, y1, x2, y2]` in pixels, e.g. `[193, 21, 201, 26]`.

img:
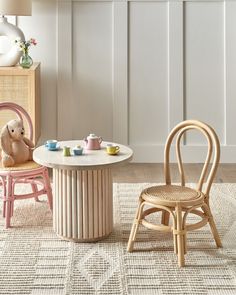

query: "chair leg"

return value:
[10, 200, 14, 217]
[2, 178, 6, 218]
[5, 175, 13, 229]
[31, 183, 39, 202]
[173, 231, 178, 254]
[2, 177, 13, 218]
[175, 204, 185, 267]
[127, 198, 143, 252]
[202, 203, 222, 248]
[3, 200, 6, 218]
[183, 233, 187, 255]
[43, 168, 53, 210]
[173, 222, 187, 255]
[161, 210, 170, 225]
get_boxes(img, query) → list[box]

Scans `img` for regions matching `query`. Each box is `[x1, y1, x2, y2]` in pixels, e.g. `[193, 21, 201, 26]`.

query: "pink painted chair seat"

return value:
[0, 102, 53, 228]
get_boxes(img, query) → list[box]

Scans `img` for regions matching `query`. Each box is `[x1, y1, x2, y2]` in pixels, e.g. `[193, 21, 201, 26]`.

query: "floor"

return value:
[112, 163, 236, 183]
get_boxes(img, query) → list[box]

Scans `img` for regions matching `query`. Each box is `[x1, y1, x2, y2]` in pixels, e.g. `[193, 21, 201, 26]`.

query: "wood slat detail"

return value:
[53, 168, 113, 241]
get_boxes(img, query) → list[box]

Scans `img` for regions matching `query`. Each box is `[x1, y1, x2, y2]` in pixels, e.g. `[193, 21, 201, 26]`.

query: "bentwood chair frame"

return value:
[127, 120, 222, 267]
[0, 102, 52, 228]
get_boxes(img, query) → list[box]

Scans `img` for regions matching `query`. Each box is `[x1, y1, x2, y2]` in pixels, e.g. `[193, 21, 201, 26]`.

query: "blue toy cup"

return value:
[45, 140, 58, 149]
[73, 147, 83, 156]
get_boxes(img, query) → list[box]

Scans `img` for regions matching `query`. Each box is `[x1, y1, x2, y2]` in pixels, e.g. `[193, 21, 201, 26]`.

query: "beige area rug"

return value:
[0, 183, 236, 295]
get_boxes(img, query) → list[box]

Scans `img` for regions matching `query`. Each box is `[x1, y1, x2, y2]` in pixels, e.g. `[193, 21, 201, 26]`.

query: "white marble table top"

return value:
[33, 140, 133, 170]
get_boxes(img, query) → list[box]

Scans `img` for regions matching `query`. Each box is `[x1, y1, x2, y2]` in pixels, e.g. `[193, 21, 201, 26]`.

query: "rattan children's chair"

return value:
[127, 120, 222, 267]
[0, 102, 52, 228]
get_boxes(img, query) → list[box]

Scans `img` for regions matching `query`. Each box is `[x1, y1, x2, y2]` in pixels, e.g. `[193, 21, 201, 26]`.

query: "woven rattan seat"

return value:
[142, 185, 202, 203]
[127, 120, 222, 267]
[0, 160, 41, 171]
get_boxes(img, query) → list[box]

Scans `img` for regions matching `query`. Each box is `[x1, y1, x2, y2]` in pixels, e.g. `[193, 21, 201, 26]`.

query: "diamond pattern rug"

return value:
[0, 183, 236, 295]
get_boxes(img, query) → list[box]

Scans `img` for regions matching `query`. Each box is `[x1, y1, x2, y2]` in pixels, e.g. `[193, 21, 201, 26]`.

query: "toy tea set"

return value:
[45, 134, 120, 156]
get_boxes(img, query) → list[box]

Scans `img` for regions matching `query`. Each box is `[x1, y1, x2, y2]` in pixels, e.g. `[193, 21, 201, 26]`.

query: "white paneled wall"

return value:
[185, 1, 225, 145]
[72, 2, 113, 140]
[129, 2, 168, 145]
[21, 0, 236, 162]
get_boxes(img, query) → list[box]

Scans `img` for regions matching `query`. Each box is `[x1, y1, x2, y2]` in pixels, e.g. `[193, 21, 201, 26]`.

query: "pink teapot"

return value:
[84, 133, 102, 150]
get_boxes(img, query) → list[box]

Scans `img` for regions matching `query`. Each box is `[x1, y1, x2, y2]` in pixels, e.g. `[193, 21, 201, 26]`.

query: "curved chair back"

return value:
[0, 102, 33, 141]
[164, 120, 220, 196]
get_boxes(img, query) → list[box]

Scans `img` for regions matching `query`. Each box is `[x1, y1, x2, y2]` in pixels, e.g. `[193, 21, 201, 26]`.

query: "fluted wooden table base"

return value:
[53, 168, 113, 242]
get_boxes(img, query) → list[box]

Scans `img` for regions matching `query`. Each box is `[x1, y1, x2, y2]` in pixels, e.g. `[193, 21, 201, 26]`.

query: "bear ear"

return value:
[0, 125, 12, 155]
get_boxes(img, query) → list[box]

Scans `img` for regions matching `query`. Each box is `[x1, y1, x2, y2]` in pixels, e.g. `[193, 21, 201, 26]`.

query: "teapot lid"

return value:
[88, 133, 98, 139]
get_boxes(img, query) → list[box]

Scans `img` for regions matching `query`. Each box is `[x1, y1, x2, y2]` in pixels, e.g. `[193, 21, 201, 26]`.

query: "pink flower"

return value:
[15, 38, 37, 54]
[30, 38, 37, 46]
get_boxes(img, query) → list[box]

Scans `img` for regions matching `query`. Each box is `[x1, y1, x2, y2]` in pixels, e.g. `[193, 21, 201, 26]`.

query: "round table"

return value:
[33, 140, 133, 242]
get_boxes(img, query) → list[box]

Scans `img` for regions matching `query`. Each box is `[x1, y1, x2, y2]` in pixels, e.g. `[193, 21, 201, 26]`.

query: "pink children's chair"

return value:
[0, 102, 52, 228]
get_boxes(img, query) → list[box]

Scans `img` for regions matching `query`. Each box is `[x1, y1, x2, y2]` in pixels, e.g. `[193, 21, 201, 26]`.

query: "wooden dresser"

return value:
[0, 62, 40, 144]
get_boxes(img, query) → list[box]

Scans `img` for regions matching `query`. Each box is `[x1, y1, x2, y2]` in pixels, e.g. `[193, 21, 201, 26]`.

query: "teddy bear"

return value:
[0, 119, 35, 167]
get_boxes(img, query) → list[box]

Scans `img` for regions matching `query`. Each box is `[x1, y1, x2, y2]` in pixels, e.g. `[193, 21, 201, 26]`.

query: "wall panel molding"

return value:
[57, 0, 73, 140]
[167, 1, 184, 131]
[112, 1, 129, 144]
[57, 0, 236, 162]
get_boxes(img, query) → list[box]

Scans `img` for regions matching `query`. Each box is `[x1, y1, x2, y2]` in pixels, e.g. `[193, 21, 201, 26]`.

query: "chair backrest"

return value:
[0, 102, 33, 141]
[164, 120, 220, 197]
